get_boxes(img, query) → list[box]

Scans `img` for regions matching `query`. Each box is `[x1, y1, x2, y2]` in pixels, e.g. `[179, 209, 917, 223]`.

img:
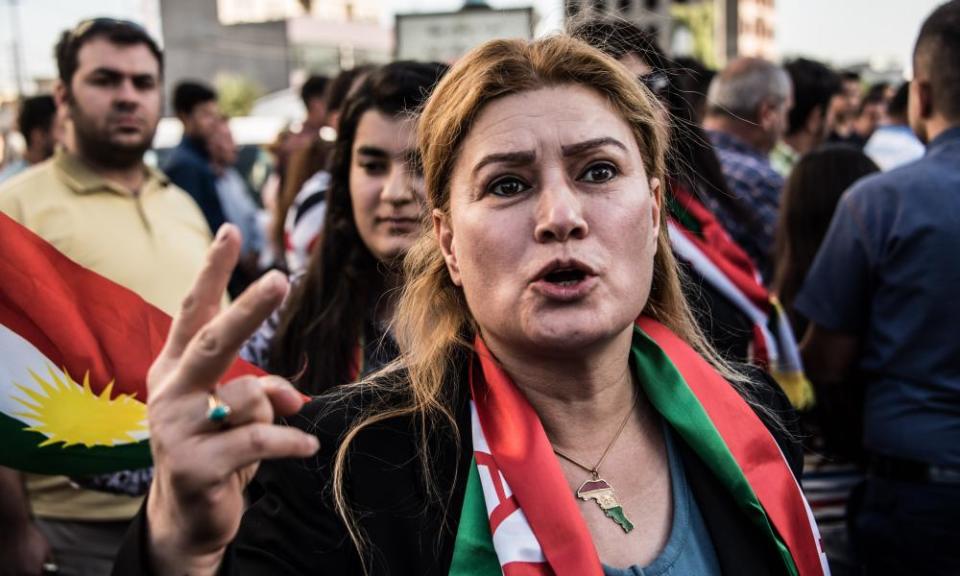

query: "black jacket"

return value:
[115, 365, 801, 575]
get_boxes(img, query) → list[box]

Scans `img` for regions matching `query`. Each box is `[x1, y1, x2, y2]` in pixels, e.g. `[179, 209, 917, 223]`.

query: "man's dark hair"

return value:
[172, 81, 217, 116]
[784, 58, 842, 136]
[915, 0, 960, 120]
[17, 95, 57, 147]
[300, 75, 329, 106]
[55, 18, 163, 89]
[840, 70, 861, 83]
[887, 82, 910, 121]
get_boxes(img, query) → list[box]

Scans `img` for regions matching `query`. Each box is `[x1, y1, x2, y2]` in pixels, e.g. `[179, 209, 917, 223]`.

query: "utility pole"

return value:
[7, 0, 25, 97]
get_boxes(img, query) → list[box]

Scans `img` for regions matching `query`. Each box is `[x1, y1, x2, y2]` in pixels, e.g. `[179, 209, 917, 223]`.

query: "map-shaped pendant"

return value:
[577, 478, 635, 533]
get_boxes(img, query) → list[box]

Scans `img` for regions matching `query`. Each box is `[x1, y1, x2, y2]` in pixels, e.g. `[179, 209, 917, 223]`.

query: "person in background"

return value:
[797, 2, 960, 573]
[274, 66, 372, 274]
[703, 57, 792, 281]
[864, 82, 925, 170]
[828, 70, 864, 144]
[0, 95, 60, 184]
[279, 74, 329, 166]
[209, 116, 265, 292]
[0, 18, 213, 576]
[243, 61, 447, 396]
[163, 81, 226, 236]
[771, 58, 842, 176]
[672, 56, 714, 125]
[770, 146, 879, 573]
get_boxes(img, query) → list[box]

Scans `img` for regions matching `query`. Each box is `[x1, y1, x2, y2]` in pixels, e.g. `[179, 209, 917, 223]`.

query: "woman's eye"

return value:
[580, 162, 618, 183]
[488, 177, 529, 198]
[359, 161, 388, 175]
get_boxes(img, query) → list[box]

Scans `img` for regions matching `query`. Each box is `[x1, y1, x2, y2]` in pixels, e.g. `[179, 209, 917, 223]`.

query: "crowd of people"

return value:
[0, 2, 958, 575]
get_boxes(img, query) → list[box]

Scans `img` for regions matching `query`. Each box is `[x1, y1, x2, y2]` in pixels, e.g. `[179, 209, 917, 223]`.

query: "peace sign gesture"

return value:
[144, 226, 320, 575]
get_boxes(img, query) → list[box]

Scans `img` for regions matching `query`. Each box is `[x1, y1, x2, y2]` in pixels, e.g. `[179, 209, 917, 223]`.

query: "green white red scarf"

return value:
[449, 317, 828, 576]
[668, 183, 813, 409]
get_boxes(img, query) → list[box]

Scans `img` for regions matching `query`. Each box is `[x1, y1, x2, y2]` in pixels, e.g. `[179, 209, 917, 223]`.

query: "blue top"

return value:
[602, 423, 721, 576]
[704, 130, 784, 281]
[162, 136, 226, 235]
[795, 126, 960, 466]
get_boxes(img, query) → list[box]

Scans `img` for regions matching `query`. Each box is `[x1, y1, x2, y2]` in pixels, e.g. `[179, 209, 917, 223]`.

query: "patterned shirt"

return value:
[704, 130, 784, 282]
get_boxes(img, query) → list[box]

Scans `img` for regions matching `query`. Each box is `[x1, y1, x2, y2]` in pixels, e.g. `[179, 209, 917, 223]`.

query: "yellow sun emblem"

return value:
[13, 365, 147, 448]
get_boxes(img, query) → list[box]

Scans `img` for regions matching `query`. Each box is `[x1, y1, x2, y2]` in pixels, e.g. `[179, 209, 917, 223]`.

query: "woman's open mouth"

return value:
[531, 260, 598, 301]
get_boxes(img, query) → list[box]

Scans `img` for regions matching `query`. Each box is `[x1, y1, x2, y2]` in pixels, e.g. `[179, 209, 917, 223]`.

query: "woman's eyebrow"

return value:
[356, 146, 389, 158]
[472, 150, 536, 175]
[561, 137, 627, 157]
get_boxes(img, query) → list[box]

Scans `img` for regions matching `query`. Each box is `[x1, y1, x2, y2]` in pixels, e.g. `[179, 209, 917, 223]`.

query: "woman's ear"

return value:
[433, 209, 462, 286]
[648, 177, 662, 235]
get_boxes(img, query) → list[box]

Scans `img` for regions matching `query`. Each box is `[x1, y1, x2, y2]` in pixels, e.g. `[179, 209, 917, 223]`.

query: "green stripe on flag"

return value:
[631, 326, 799, 576]
[449, 457, 503, 576]
[0, 411, 151, 476]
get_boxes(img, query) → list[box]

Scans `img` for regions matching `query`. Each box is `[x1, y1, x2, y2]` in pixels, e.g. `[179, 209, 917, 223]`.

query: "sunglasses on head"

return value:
[638, 70, 670, 98]
[69, 17, 148, 41]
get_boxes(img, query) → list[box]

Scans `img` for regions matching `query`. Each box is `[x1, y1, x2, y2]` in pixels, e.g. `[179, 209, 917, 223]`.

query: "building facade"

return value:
[563, 0, 777, 67]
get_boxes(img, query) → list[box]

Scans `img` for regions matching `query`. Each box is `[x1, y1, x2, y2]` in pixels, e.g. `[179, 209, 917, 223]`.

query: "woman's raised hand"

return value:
[144, 226, 320, 576]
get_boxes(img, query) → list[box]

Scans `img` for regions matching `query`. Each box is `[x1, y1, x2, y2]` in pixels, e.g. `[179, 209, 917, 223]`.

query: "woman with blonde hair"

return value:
[115, 36, 825, 575]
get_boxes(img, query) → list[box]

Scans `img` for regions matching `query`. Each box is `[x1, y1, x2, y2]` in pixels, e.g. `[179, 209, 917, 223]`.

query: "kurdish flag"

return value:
[0, 213, 261, 476]
[449, 318, 828, 576]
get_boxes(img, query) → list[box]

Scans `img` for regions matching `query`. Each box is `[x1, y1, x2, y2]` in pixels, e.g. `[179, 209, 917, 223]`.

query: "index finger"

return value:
[169, 270, 289, 395]
[161, 225, 241, 363]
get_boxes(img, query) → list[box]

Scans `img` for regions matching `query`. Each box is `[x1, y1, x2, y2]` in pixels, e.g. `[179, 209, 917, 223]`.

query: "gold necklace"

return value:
[552, 392, 638, 534]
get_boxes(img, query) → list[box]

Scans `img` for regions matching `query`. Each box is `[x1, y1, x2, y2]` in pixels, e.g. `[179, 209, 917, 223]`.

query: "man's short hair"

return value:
[784, 58, 841, 136]
[300, 75, 329, 106]
[17, 95, 57, 147]
[707, 57, 791, 122]
[55, 18, 163, 89]
[915, 0, 960, 120]
[840, 70, 861, 84]
[887, 82, 910, 121]
[172, 81, 218, 116]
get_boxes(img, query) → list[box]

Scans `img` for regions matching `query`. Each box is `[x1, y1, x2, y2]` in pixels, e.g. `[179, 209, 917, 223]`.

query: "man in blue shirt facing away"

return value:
[162, 81, 226, 235]
[702, 58, 792, 282]
[796, 2, 960, 573]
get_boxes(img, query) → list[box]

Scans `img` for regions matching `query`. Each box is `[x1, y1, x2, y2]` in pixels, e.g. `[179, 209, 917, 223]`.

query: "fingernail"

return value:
[215, 226, 229, 243]
[260, 271, 286, 294]
[306, 436, 320, 452]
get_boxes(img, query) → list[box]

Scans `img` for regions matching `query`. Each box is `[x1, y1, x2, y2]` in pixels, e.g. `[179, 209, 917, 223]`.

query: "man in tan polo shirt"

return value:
[0, 19, 213, 575]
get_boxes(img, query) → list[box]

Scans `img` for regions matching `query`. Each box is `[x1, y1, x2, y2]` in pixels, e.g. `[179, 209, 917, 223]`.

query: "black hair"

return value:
[268, 61, 449, 396]
[172, 81, 217, 116]
[300, 75, 329, 106]
[570, 18, 669, 71]
[324, 66, 375, 114]
[887, 82, 910, 121]
[915, 0, 960, 120]
[55, 18, 163, 89]
[17, 95, 57, 147]
[840, 70, 861, 83]
[784, 58, 841, 136]
[773, 146, 879, 333]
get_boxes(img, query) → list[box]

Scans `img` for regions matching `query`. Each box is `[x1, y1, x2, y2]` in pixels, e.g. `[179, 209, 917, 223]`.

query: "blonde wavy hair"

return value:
[329, 34, 745, 566]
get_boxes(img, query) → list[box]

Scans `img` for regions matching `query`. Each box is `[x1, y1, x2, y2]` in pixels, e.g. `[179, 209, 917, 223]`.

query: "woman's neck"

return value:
[482, 327, 639, 451]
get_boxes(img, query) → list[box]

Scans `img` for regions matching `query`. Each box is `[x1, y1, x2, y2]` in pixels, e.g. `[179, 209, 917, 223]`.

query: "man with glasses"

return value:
[0, 19, 213, 575]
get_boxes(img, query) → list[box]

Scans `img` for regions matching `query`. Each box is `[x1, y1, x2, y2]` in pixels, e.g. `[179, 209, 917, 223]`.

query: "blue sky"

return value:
[0, 0, 946, 94]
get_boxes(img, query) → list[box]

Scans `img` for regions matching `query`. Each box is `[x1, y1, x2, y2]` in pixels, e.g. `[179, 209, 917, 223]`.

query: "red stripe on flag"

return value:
[670, 185, 768, 309]
[636, 317, 823, 576]
[470, 338, 603, 576]
[503, 561, 554, 576]
[0, 213, 263, 401]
